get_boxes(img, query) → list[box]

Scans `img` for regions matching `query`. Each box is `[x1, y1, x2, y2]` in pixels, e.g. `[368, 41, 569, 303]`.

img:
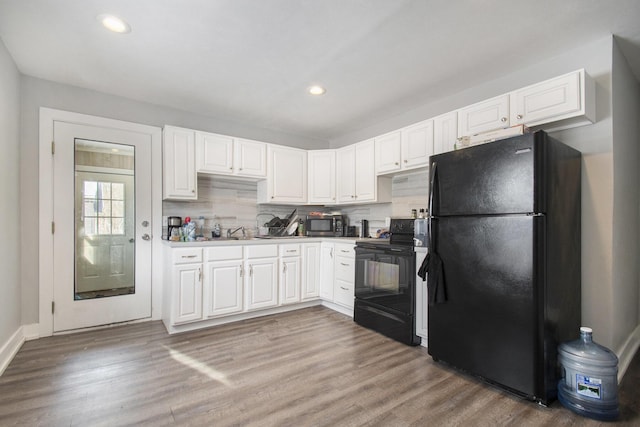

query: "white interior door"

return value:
[53, 121, 152, 332]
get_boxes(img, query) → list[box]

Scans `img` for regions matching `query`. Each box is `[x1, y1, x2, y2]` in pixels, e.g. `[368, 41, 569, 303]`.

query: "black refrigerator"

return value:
[426, 130, 581, 405]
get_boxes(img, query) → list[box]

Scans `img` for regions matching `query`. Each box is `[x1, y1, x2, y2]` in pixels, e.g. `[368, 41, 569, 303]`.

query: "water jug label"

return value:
[576, 374, 602, 399]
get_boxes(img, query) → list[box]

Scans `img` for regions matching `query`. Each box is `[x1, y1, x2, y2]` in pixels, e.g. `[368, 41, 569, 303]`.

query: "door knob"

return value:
[142, 234, 151, 241]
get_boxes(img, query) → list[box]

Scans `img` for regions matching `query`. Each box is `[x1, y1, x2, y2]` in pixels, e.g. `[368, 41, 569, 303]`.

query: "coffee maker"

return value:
[167, 216, 182, 240]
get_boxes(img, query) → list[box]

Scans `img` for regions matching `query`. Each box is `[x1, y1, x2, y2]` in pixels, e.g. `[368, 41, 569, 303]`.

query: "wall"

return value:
[330, 36, 637, 354]
[19, 77, 328, 325]
[0, 40, 21, 350]
[162, 169, 429, 239]
[611, 39, 640, 352]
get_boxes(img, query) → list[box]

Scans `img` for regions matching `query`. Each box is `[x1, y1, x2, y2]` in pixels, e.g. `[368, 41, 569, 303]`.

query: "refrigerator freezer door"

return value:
[430, 133, 542, 216]
[428, 215, 542, 398]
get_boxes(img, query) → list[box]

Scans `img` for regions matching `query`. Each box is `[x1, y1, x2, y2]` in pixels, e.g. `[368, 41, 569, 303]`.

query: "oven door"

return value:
[355, 243, 416, 315]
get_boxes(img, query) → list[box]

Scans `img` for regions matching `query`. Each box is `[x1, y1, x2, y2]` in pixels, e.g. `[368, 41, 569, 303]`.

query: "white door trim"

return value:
[39, 108, 163, 337]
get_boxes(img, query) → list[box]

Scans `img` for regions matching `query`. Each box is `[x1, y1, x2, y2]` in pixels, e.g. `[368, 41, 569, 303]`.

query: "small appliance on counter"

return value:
[305, 214, 345, 237]
[344, 226, 357, 237]
[359, 219, 369, 238]
[167, 216, 182, 240]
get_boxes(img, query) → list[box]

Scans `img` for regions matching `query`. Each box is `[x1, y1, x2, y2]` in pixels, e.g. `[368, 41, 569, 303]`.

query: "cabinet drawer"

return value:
[334, 243, 355, 258]
[205, 245, 243, 261]
[245, 244, 278, 259]
[334, 279, 354, 308]
[335, 256, 355, 282]
[279, 244, 301, 257]
[172, 248, 202, 264]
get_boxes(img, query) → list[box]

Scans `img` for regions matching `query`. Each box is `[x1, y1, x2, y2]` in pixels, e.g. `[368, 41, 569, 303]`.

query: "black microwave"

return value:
[306, 215, 345, 237]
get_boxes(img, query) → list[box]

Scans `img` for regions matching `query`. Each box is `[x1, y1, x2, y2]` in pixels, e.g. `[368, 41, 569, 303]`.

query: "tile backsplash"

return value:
[162, 169, 428, 238]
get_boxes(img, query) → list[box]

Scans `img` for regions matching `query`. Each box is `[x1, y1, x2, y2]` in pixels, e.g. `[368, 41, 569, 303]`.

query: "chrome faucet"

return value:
[227, 226, 245, 239]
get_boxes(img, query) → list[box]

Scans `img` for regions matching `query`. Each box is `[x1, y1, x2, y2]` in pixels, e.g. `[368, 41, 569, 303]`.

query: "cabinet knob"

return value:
[192, 190, 195, 193]
[395, 162, 399, 166]
[230, 167, 233, 170]
[500, 117, 507, 123]
[239, 168, 243, 171]
[516, 114, 523, 120]
[403, 160, 407, 163]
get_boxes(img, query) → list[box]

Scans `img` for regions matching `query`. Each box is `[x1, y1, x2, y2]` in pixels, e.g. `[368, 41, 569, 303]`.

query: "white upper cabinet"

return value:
[374, 131, 402, 174]
[196, 131, 234, 174]
[375, 120, 433, 174]
[433, 112, 458, 155]
[401, 119, 433, 169]
[354, 140, 376, 202]
[337, 140, 390, 204]
[235, 138, 267, 178]
[458, 94, 510, 137]
[196, 131, 266, 178]
[258, 145, 307, 204]
[336, 145, 356, 204]
[163, 126, 197, 200]
[510, 69, 594, 130]
[308, 150, 336, 204]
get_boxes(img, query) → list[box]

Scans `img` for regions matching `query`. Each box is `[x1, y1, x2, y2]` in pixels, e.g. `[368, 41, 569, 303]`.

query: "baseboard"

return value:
[617, 324, 640, 383]
[321, 300, 354, 318]
[0, 326, 26, 376]
[22, 323, 40, 341]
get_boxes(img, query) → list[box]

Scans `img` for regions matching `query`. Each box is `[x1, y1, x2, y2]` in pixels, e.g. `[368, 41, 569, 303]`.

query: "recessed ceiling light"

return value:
[308, 85, 326, 96]
[97, 14, 131, 34]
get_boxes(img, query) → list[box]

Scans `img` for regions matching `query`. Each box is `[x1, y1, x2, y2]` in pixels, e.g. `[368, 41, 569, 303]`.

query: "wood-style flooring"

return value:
[1, 306, 638, 426]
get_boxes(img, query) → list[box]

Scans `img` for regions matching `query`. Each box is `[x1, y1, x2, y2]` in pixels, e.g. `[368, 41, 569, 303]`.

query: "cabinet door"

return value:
[433, 112, 458, 154]
[163, 126, 197, 200]
[375, 131, 401, 174]
[235, 138, 267, 177]
[302, 243, 320, 300]
[336, 145, 356, 203]
[458, 94, 510, 137]
[354, 139, 375, 202]
[334, 255, 354, 309]
[195, 131, 234, 174]
[245, 258, 278, 310]
[319, 243, 335, 300]
[510, 71, 581, 127]
[172, 263, 202, 324]
[203, 260, 243, 317]
[308, 150, 336, 204]
[401, 119, 433, 169]
[268, 145, 308, 203]
[279, 257, 301, 305]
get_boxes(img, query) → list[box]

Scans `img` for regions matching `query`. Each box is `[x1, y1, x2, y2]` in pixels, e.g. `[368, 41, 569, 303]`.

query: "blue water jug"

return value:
[557, 327, 619, 420]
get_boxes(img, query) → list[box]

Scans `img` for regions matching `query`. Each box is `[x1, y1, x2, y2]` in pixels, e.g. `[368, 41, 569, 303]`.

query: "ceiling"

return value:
[1, 0, 639, 143]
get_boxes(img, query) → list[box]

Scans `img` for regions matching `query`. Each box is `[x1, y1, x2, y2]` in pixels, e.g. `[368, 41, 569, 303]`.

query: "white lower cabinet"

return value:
[168, 248, 203, 325]
[203, 246, 244, 318]
[302, 243, 321, 300]
[415, 247, 428, 346]
[245, 245, 279, 310]
[279, 244, 301, 305]
[319, 242, 335, 300]
[333, 243, 355, 309]
[164, 239, 356, 333]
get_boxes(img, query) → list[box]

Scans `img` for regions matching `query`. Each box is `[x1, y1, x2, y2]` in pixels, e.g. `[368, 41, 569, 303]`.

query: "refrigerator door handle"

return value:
[428, 161, 438, 249]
